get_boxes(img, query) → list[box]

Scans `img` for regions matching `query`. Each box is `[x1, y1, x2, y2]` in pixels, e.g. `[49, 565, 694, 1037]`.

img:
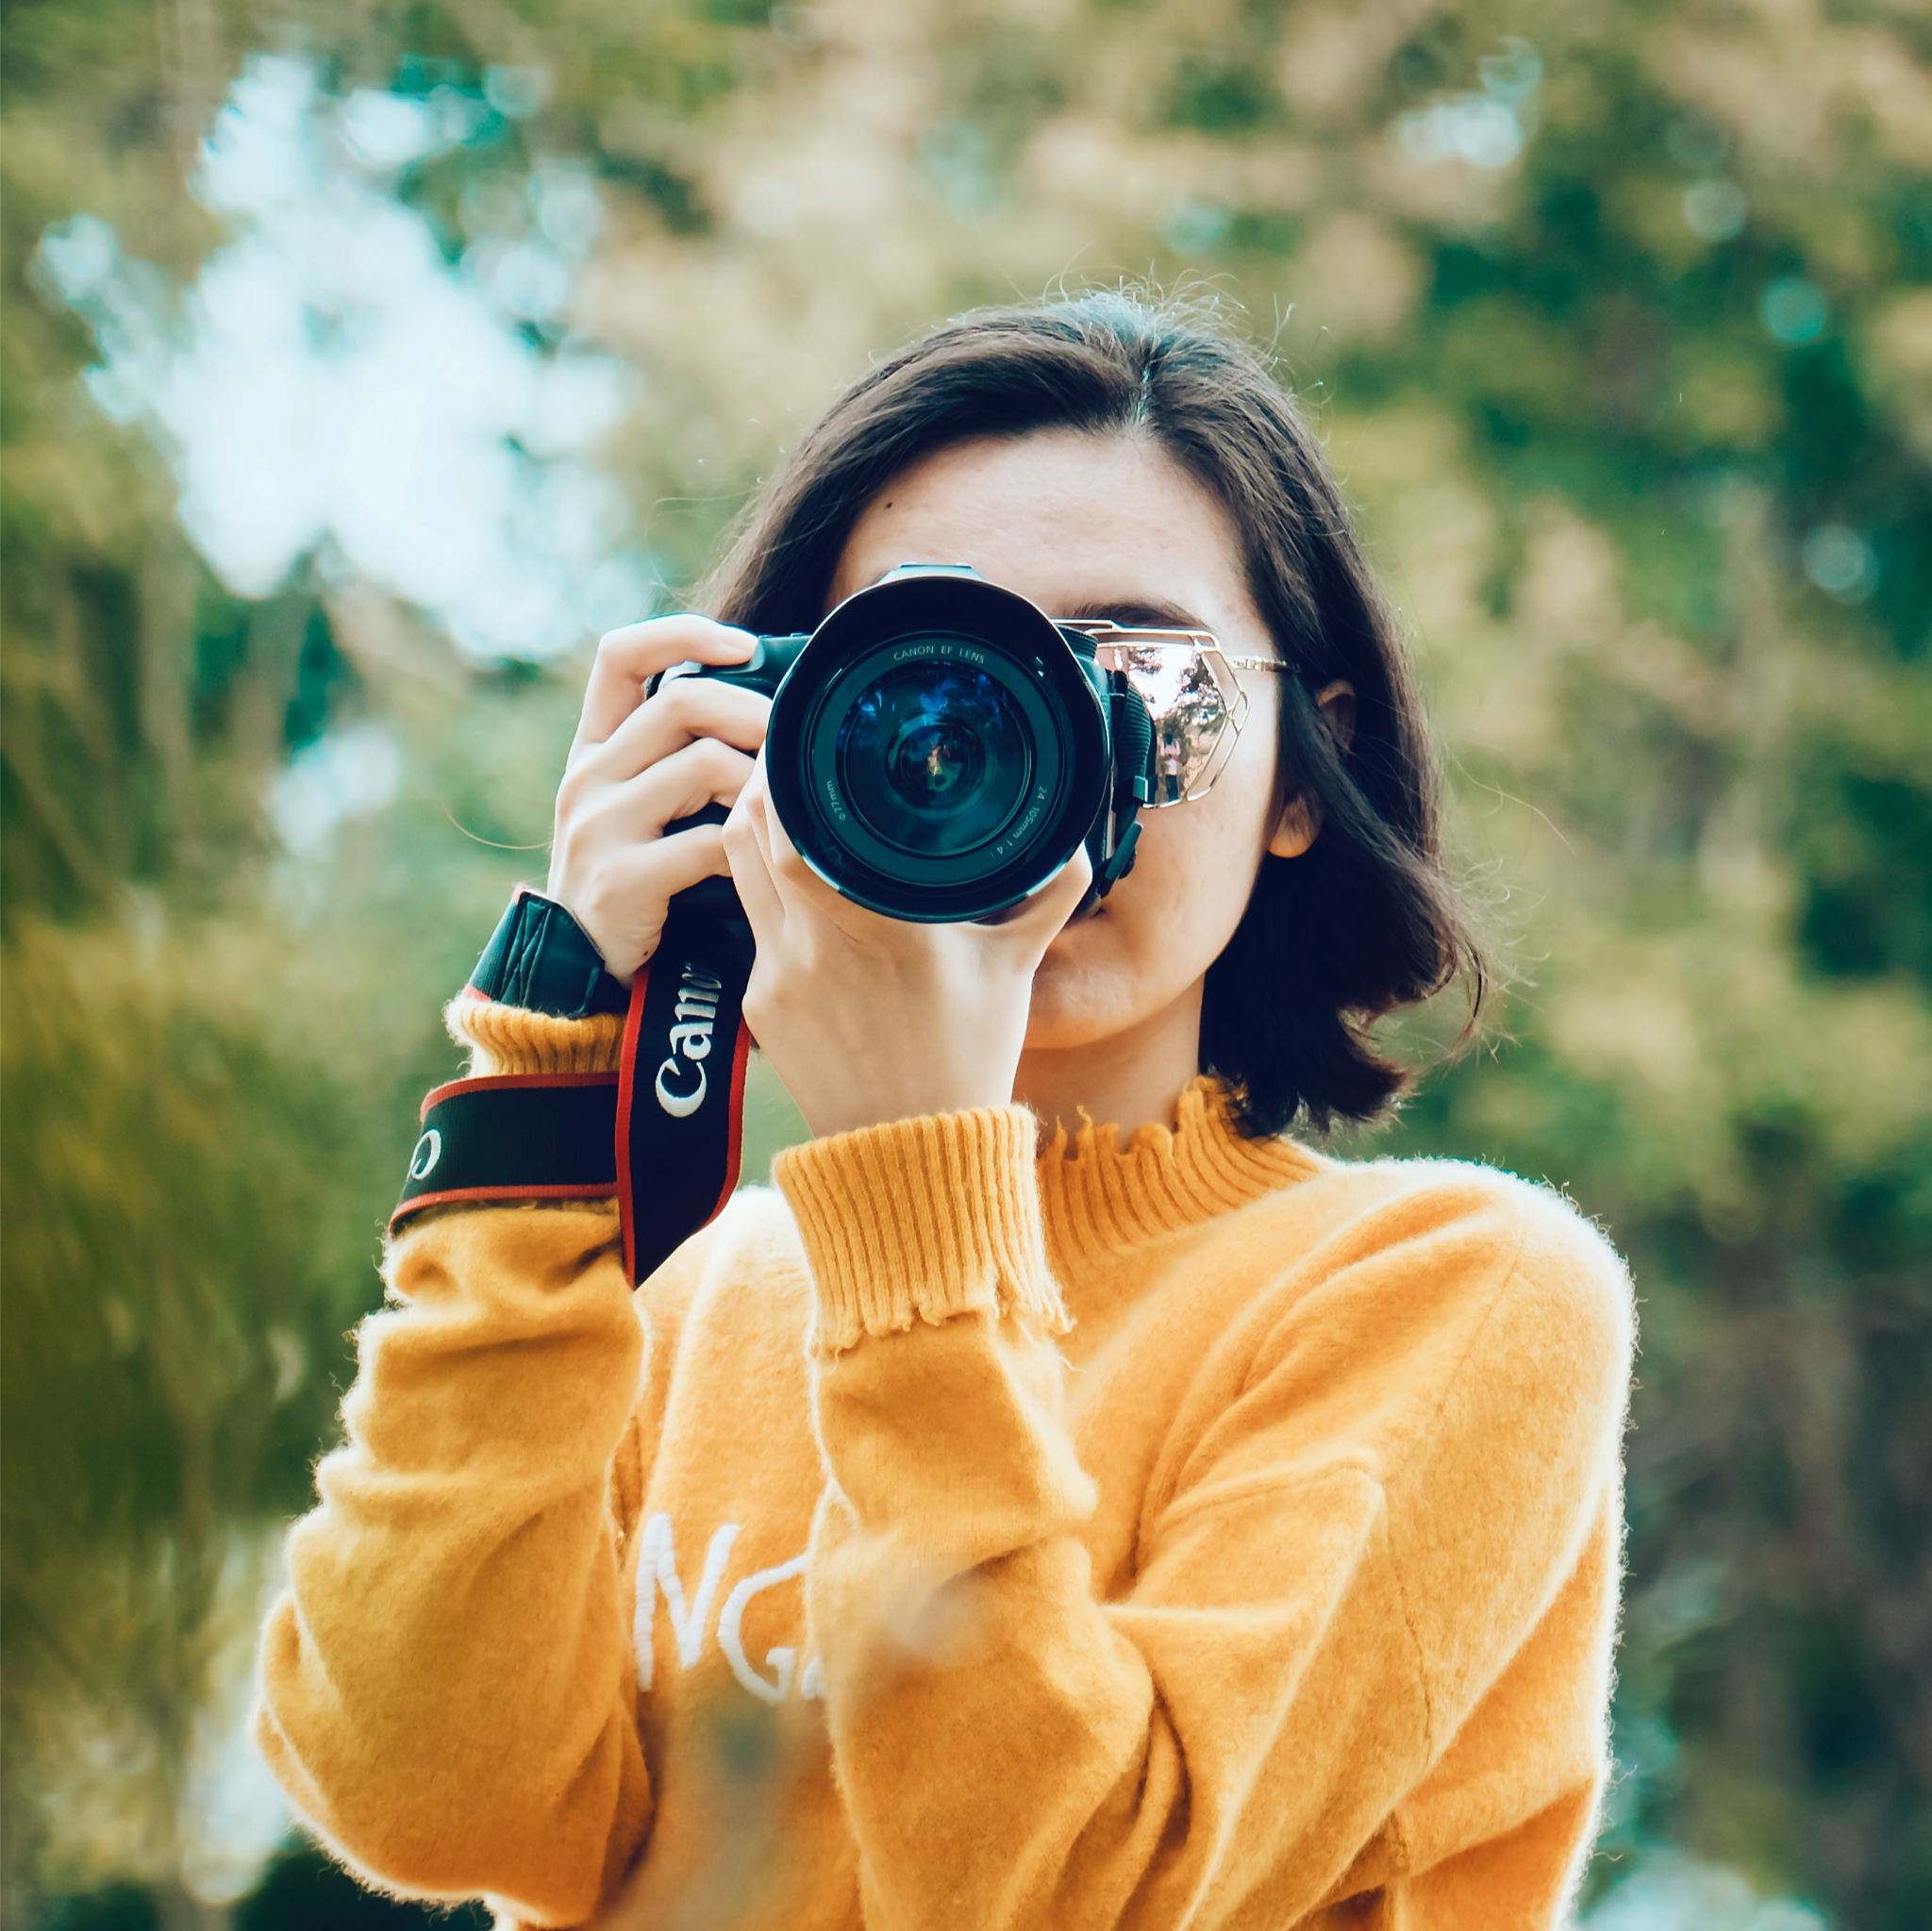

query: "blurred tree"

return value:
[229, 1846, 490, 1928]
[2, 1, 1926, 1925]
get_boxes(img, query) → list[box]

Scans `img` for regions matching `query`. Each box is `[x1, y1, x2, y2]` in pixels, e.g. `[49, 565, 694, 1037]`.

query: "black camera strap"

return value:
[615, 900, 756, 1283]
[392, 1071, 622, 1222]
[391, 896, 757, 1286]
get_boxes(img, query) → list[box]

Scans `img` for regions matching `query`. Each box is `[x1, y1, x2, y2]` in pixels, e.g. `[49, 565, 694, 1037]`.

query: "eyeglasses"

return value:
[1057, 621, 1299, 807]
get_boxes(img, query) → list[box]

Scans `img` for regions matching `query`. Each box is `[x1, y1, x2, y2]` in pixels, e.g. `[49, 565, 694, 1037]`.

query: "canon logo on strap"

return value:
[655, 962, 724, 1118]
[407, 1128, 442, 1180]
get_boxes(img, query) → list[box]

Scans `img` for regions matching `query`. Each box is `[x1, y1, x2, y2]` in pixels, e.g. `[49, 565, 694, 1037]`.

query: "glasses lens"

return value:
[1098, 643, 1237, 804]
[836, 658, 1035, 856]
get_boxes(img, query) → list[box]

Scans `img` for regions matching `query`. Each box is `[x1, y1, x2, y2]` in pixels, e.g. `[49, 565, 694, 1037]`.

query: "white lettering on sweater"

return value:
[633, 1515, 823, 1706]
[718, 1553, 808, 1705]
[634, 1514, 737, 1690]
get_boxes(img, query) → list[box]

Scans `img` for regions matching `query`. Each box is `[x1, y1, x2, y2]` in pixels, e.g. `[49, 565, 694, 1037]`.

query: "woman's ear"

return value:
[1268, 681, 1357, 859]
[1315, 679, 1357, 753]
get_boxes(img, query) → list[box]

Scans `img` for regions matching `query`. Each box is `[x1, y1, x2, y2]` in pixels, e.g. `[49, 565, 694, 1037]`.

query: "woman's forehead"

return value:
[829, 430, 1262, 638]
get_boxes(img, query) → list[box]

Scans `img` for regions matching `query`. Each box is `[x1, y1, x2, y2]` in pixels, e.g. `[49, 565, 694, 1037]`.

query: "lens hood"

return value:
[764, 567, 1110, 923]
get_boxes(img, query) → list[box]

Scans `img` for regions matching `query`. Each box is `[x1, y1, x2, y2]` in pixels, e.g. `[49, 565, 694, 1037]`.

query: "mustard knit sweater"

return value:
[256, 999, 1633, 1931]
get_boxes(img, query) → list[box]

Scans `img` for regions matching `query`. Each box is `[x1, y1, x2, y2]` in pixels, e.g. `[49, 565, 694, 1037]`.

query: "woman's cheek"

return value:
[1024, 688, 1281, 1050]
[1024, 791, 1262, 1048]
[1138, 779, 1271, 961]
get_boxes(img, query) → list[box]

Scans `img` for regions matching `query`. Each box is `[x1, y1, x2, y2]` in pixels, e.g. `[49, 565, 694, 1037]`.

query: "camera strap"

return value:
[615, 900, 756, 1283]
[391, 898, 757, 1286]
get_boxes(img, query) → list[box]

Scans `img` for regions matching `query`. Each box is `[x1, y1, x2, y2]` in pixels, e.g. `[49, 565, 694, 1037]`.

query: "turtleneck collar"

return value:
[1033, 1076, 1323, 1290]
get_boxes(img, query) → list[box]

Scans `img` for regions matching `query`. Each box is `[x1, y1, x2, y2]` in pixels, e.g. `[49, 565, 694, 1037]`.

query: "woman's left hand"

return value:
[723, 757, 1092, 1140]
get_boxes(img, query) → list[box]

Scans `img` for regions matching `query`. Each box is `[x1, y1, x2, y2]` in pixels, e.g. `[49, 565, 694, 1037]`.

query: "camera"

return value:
[657, 565, 1156, 924]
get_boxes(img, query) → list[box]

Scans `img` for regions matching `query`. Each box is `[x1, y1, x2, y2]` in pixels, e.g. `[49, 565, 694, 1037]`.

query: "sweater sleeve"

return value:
[774, 1111, 1633, 1931]
[254, 1002, 657, 1928]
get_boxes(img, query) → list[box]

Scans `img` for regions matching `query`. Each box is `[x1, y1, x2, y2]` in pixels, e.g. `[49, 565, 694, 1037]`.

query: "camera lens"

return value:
[763, 570, 1111, 921]
[836, 659, 1033, 857]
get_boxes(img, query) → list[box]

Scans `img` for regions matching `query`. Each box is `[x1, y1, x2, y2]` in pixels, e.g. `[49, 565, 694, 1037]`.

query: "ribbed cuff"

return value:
[774, 1107, 1067, 1355]
[444, 993, 625, 1077]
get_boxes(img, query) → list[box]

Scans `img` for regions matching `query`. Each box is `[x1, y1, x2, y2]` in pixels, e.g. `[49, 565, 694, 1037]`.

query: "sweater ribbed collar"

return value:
[1034, 1076, 1322, 1288]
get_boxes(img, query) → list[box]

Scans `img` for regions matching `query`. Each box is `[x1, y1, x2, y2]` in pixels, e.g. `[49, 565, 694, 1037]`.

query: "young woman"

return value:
[257, 294, 1633, 1931]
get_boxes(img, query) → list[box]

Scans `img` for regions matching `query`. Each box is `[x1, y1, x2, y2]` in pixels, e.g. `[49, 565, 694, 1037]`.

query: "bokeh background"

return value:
[4, 2, 1929, 1926]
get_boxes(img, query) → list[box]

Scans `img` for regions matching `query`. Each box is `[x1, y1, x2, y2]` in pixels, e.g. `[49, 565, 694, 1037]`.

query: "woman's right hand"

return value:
[546, 615, 770, 987]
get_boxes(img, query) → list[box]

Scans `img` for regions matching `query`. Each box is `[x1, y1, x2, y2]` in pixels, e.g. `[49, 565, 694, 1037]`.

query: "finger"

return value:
[550, 747, 745, 915]
[733, 759, 784, 902]
[596, 822, 732, 914]
[622, 738, 759, 837]
[752, 767, 853, 921]
[570, 825, 730, 984]
[570, 675, 771, 786]
[723, 779, 786, 951]
[560, 741, 758, 871]
[574, 614, 758, 751]
[744, 759, 829, 921]
[641, 820, 732, 894]
[755, 768, 812, 884]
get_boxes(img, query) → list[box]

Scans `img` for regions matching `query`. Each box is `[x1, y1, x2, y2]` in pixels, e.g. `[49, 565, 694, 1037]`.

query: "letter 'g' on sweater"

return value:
[257, 1001, 1634, 1931]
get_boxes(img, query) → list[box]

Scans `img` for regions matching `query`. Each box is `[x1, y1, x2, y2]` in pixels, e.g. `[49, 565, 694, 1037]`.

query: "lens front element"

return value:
[838, 661, 1034, 856]
[764, 569, 1111, 923]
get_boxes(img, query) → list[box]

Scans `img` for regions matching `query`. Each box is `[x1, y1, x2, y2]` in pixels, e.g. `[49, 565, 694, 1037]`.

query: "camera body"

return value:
[658, 565, 1155, 924]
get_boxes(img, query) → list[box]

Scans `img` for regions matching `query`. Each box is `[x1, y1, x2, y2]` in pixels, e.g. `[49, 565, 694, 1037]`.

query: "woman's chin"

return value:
[1024, 951, 1126, 1052]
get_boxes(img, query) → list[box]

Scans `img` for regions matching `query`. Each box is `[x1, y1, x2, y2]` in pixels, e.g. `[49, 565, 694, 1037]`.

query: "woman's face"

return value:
[828, 429, 1304, 1053]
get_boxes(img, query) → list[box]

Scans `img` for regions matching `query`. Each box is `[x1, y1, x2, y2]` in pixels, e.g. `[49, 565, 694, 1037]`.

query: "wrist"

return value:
[760, 974, 1031, 1141]
[802, 1072, 1021, 1140]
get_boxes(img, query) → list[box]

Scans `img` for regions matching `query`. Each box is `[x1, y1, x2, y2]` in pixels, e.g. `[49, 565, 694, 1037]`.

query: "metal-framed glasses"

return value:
[1058, 620, 1299, 807]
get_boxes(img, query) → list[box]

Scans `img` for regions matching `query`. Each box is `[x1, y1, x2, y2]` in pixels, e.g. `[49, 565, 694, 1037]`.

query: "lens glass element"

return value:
[836, 658, 1034, 856]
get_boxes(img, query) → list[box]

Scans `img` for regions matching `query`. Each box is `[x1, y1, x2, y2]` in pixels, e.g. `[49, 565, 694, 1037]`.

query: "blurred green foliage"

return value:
[3, 1, 1928, 1926]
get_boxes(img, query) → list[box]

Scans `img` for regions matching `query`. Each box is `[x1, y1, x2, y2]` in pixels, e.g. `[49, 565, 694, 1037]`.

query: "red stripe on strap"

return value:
[615, 967, 650, 1284]
[419, 1068, 620, 1122]
[710, 1015, 754, 1223]
[391, 1180, 618, 1227]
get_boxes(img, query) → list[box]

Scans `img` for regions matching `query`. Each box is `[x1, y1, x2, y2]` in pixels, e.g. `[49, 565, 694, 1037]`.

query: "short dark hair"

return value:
[703, 291, 1480, 1136]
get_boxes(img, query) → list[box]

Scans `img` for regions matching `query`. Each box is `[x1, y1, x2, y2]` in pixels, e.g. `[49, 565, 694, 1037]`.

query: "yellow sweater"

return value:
[256, 1004, 1633, 1931]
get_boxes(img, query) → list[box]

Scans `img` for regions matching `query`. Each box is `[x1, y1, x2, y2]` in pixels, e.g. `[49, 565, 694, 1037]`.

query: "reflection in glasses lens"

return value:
[1096, 641, 1240, 805]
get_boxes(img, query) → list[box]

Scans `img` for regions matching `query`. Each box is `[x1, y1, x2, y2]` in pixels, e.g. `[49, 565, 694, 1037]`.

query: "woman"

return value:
[257, 293, 1633, 1931]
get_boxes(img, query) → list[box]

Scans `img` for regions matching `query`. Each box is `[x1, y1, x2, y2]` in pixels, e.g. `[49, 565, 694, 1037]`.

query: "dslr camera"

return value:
[657, 564, 1157, 924]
